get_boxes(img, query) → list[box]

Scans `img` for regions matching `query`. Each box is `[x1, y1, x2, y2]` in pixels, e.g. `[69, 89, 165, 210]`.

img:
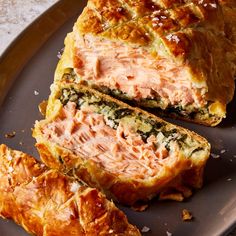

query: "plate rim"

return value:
[0, 1, 235, 235]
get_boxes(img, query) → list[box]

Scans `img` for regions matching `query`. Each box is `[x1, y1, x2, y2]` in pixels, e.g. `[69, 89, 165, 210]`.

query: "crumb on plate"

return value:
[131, 203, 149, 212]
[5, 131, 16, 139]
[182, 209, 193, 221]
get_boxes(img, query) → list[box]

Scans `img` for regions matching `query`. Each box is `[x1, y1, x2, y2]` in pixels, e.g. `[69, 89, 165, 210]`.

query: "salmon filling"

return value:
[73, 35, 207, 109]
[41, 102, 181, 180]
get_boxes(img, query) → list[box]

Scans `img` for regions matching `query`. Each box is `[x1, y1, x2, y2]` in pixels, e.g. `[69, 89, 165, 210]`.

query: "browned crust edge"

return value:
[35, 142, 207, 205]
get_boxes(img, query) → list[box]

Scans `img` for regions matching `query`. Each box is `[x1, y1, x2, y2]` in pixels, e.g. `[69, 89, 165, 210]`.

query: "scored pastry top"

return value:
[74, 0, 236, 109]
[76, 0, 228, 56]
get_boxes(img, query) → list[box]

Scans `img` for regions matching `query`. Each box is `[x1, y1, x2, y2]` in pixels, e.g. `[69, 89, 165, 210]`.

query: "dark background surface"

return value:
[0, 1, 236, 235]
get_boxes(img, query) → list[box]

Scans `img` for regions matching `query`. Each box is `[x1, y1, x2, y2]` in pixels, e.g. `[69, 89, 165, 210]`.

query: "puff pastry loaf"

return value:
[54, 0, 236, 126]
[0, 144, 140, 236]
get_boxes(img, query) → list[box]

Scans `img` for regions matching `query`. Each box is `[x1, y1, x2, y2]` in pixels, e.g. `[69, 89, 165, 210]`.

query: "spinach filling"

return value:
[92, 85, 216, 121]
[59, 87, 203, 156]
[60, 87, 164, 133]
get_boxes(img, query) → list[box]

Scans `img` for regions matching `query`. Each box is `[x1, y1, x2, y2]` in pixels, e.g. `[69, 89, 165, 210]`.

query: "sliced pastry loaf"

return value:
[53, 0, 236, 126]
[0, 144, 140, 236]
[34, 81, 210, 205]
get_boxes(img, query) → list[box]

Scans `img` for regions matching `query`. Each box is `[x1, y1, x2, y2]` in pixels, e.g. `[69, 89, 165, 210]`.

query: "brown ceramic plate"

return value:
[0, 1, 236, 235]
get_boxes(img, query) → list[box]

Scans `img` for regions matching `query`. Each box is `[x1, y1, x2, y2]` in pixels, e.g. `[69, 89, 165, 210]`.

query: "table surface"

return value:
[0, 0, 58, 55]
[0, 1, 235, 236]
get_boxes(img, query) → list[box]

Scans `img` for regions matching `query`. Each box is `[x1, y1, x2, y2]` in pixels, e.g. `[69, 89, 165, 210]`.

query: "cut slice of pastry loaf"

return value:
[0, 144, 140, 236]
[34, 81, 210, 205]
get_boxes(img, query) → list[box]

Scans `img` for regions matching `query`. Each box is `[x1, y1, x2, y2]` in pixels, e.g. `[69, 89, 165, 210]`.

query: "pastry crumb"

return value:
[141, 226, 150, 233]
[131, 203, 148, 212]
[182, 209, 193, 221]
[159, 191, 184, 201]
[5, 131, 16, 139]
[38, 100, 48, 116]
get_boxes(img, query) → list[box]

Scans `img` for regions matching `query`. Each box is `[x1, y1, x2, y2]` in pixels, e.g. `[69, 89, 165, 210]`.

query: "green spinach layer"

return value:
[59, 86, 204, 156]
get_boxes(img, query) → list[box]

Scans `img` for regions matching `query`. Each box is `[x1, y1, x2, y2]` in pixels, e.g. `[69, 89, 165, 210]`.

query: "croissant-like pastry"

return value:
[34, 81, 210, 205]
[0, 144, 140, 236]
[54, 0, 236, 126]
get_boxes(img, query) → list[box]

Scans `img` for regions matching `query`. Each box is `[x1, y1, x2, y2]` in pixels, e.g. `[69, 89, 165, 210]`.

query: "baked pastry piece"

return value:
[54, 0, 236, 126]
[34, 81, 210, 205]
[0, 144, 140, 236]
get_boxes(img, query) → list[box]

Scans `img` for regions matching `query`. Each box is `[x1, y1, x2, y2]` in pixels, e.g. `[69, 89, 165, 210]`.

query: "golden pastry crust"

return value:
[62, 0, 236, 126]
[35, 142, 208, 204]
[0, 144, 140, 236]
[34, 82, 210, 205]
